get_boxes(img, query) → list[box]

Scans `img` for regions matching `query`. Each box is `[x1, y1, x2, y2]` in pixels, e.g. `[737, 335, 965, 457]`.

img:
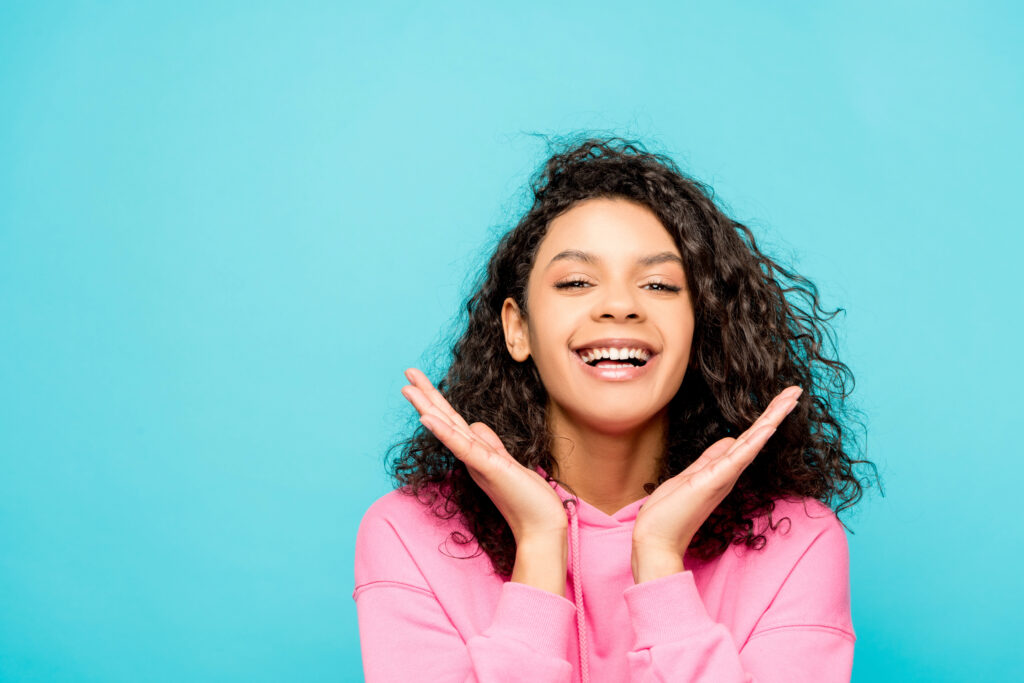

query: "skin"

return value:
[401, 197, 801, 587]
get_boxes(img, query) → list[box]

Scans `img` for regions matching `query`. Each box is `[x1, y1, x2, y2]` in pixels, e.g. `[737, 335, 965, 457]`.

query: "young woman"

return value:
[353, 136, 877, 682]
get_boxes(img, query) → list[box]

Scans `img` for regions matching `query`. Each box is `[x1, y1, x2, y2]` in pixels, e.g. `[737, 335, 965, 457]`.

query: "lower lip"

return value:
[571, 349, 659, 381]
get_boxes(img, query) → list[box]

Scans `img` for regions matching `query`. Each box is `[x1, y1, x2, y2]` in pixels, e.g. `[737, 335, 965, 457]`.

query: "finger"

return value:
[401, 384, 477, 443]
[722, 423, 777, 465]
[404, 368, 476, 435]
[736, 386, 802, 443]
[420, 414, 499, 472]
[698, 415, 773, 475]
[695, 426, 776, 490]
[757, 386, 801, 426]
[400, 372, 475, 440]
[679, 439, 733, 479]
[404, 368, 459, 420]
[400, 384, 449, 423]
[678, 394, 794, 491]
[647, 438, 732, 501]
[698, 389, 794, 475]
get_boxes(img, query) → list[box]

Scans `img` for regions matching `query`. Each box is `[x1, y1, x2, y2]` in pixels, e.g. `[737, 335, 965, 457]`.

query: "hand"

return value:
[631, 385, 803, 580]
[400, 367, 569, 543]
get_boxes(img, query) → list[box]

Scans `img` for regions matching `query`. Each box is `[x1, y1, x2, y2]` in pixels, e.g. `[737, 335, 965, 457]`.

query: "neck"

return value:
[546, 402, 666, 516]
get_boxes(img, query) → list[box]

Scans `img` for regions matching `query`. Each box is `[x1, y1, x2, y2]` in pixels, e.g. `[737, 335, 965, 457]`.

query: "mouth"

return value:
[570, 339, 658, 368]
[568, 340, 660, 381]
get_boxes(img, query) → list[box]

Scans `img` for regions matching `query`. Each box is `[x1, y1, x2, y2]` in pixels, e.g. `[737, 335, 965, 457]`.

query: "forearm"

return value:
[511, 531, 568, 597]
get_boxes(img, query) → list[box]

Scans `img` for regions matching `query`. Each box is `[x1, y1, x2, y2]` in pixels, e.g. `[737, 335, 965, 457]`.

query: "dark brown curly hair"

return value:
[385, 134, 881, 579]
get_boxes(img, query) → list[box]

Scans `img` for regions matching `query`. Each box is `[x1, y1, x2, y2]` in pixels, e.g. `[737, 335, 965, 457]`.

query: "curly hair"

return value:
[385, 134, 881, 579]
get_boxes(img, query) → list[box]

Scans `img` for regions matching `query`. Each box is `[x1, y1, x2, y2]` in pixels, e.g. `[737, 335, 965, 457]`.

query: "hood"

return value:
[534, 465, 650, 683]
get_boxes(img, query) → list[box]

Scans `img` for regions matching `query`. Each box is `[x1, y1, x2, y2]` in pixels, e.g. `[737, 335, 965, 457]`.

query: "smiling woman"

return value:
[353, 135, 880, 682]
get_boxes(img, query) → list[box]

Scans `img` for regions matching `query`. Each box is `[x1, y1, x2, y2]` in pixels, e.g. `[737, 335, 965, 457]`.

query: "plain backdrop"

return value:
[2, 2, 1021, 681]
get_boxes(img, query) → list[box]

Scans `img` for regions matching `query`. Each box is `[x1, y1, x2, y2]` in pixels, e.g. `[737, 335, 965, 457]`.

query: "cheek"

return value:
[526, 302, 572, 351]
[525, 324, 576, 387]
[668, 315, 697, 363]
[530, 326, 568, 366]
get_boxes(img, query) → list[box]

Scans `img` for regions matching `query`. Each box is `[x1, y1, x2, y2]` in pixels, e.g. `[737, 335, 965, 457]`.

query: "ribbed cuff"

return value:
[485, 580, 577, 658]
[623, 571, 716, 650]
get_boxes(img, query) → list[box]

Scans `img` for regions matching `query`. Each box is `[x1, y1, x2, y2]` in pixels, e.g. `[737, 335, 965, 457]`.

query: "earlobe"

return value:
[500, 297, 531, 362]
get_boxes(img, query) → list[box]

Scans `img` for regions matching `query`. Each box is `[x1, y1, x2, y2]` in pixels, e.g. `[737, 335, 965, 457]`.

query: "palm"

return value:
[400, 367, 568, 541]
[634, 386, 803, 553]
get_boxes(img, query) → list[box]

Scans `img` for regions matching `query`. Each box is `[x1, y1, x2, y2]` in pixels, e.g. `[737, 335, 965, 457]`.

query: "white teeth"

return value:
[577, 346, 652, 364]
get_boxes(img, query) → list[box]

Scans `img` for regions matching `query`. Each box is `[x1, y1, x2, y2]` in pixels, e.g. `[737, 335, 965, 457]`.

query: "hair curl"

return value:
[385, 134, 881, 579]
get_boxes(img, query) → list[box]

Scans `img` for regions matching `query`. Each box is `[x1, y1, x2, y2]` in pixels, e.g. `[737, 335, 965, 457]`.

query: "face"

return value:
[501, 197, 696, 434]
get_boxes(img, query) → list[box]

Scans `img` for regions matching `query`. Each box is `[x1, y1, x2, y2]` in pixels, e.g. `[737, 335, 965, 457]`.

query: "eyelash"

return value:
[554, 278, 681, 293]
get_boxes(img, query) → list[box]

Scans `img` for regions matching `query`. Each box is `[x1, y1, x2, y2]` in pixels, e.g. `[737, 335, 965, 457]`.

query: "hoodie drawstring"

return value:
[566, 498, 590, 683]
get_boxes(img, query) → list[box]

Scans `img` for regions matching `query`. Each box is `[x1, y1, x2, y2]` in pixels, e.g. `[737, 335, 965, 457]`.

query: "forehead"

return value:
[534, 197, 680, 263]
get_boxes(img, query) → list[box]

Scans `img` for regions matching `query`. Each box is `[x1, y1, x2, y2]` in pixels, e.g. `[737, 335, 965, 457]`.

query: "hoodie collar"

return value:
[533, 465, 650, 683]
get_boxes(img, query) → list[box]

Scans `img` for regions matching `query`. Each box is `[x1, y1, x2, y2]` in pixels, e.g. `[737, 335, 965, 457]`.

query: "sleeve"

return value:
[353, 504, 579, 682]
[621, 515, 856, 682]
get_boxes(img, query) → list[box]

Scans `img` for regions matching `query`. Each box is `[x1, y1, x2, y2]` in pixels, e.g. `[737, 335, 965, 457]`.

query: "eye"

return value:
[554, 277, 592, 289]
[644, 280, 682, 293]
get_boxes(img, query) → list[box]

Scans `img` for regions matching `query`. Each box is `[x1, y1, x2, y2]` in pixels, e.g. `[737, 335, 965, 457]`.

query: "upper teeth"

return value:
[577, 347, 651, 363]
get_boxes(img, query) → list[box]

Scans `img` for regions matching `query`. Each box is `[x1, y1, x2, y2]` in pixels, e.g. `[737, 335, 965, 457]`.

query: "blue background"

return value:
[2, 2, 1020, 681]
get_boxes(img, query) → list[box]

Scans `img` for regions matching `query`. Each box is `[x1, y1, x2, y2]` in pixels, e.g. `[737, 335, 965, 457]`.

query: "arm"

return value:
[354, 508, 577, 682]
[355, 580, 577, 682]
[622, 516, 855, 682]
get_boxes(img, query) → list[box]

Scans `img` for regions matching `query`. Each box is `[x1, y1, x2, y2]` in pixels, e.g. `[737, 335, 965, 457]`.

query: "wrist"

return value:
[631, 540, 686, 584]
[512, 532, 568, 597]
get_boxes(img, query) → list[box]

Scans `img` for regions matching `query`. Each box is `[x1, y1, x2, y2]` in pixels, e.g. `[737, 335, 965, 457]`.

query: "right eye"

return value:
[554, 278, 591, 289]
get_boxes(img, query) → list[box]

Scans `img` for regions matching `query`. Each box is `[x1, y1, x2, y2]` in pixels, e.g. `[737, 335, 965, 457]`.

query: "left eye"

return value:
[646, 282, 681, 292]
[554, 279, 591, 289]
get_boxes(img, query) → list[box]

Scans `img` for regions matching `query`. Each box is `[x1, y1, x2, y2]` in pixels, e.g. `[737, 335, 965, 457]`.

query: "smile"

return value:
[570, 347, 659, 382]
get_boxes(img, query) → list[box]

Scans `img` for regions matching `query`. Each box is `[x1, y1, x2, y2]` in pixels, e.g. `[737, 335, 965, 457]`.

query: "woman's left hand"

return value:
[631, 385, 803, 583]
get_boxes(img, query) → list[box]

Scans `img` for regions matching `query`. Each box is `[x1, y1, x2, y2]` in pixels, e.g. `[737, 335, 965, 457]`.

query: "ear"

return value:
[501, 297, 531, 362]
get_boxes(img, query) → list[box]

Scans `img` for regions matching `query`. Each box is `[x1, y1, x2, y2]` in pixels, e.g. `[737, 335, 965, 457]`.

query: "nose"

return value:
[594, 281, 644, 321]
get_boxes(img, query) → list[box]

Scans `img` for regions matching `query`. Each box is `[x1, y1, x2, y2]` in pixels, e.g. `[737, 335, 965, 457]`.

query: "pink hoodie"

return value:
[353, 465, 855, 682]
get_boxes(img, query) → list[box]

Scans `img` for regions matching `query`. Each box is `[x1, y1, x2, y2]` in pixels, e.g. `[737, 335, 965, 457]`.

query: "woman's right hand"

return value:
[401, 367, 569, 543]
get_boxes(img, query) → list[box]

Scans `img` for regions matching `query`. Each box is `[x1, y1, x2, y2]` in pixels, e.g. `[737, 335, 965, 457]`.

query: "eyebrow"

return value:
[545, 249, 684, 270]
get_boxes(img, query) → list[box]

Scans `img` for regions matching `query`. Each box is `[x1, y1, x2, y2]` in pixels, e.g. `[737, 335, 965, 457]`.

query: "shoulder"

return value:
[745, 496, 849, 568]
[354, 485, 467, 589]
[739, 496, 854, 635]
[355, 485, 448, 550]
[356, 484, 459, 538]
[357, 486, 427, 528]
[714, 496, 850, 593]
[759, 496, 846, 544]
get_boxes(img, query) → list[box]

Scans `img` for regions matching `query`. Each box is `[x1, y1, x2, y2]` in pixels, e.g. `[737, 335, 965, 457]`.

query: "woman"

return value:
[353, 135, 878, 682]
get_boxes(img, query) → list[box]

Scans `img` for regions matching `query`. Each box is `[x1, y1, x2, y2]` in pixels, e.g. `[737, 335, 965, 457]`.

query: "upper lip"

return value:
[571, 338, 659, 355]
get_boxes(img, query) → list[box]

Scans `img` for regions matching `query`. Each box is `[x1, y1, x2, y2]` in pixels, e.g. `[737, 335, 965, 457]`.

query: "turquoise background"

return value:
[2, 2, 1020, 681]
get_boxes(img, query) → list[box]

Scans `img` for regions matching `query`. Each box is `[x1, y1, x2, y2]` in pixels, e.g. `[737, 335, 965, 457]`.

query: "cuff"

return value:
[623, 570, 716, 649]
[485, 580, 577, 659]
